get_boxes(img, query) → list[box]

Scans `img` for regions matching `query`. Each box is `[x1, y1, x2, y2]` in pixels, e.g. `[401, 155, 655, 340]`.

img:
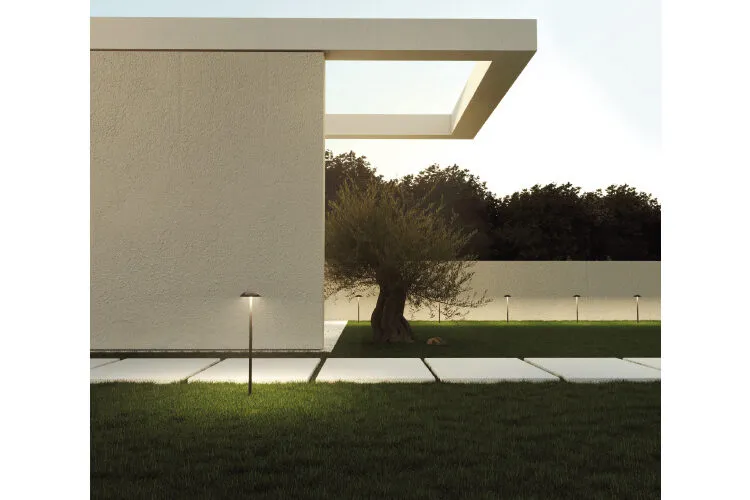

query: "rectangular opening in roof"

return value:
[325, 61, 476, 115]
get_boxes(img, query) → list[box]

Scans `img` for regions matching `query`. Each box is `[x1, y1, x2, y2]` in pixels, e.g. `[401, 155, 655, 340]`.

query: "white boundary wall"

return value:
[325, 261, 661, 322]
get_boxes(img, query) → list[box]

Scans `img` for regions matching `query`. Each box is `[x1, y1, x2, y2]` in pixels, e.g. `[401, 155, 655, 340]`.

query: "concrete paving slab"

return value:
[623, 358, 661, 370]
[91, 358, 119, 369]
[188, 358, 321, 383]
[316, 358, 436, 383]
[524, 358, 660, 383]
[324, 320, 348, 352]
[90, 358, 220, 384]
[424, 358, 560, 383]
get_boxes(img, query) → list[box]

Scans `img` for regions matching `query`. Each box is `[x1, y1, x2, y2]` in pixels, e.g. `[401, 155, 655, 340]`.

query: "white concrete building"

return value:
[90, 17, 537, 351]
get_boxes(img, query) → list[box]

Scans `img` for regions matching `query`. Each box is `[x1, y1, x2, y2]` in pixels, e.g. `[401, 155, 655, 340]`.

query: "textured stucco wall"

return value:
[325, 261, 661, 321]
[91, 51, 325, 350]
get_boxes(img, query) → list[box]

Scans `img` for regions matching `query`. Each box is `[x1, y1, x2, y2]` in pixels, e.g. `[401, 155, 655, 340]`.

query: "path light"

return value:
[573, 294, 581, 323]
[634, 294, 641, 323]
[438, 303, 441, 323]
[504, 295, 511, 323]
[241, 291, 261, 395]
[355, 294, 363, 322]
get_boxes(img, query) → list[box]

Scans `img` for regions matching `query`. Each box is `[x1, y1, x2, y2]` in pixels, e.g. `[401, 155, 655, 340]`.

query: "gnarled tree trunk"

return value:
[370, 283, 414, 343]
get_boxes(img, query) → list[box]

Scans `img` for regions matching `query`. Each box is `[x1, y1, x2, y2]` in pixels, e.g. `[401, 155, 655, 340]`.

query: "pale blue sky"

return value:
[91, 0, 661, 197]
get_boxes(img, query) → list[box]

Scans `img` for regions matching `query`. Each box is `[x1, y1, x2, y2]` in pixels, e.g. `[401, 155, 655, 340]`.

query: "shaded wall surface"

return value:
[325, 261, 661, 321]
[91, 51, 325, 350]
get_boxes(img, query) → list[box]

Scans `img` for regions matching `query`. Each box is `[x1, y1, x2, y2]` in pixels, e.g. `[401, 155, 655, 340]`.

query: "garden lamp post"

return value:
[355, 294, 362, 322]
[504, 295, 511, 323]
[573, 294, 581, 323]
[634, 294, 641, 323]
[241, 291, 261, 395]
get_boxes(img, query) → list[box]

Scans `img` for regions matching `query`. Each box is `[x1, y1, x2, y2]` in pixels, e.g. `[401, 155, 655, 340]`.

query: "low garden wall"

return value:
[324, 261, 661, 322]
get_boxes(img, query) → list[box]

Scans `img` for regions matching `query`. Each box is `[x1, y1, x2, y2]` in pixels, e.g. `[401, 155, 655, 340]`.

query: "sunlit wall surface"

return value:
[325, 261, 661, 321]
[91, 51, 325, 350]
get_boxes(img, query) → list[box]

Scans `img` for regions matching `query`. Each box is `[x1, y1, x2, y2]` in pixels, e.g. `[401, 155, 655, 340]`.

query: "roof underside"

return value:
[90, 18, 537, 139]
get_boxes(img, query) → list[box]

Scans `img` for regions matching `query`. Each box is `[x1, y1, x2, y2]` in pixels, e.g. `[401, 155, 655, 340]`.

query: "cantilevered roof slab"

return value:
[90, 18, 537, 139]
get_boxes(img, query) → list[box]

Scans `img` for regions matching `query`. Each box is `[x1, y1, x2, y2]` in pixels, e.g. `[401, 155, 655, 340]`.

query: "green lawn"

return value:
[91, 383, 660, 499]
[331, 321, 661, 358]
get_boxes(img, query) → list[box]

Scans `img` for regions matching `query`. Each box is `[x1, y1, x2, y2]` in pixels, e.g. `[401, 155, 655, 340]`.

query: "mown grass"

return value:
[330, 321, 661, 358]
[91, 382, 660, 499]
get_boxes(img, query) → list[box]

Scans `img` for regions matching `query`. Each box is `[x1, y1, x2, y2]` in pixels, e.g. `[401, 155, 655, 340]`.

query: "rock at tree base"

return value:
[426, 337, 448, 346]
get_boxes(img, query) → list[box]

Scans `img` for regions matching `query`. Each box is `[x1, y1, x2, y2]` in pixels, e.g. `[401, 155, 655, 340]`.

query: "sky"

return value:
[90, 0, 661, 198]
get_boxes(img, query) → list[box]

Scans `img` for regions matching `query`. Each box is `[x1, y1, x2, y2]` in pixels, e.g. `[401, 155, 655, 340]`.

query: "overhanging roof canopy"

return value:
[90, 18, 537, 139]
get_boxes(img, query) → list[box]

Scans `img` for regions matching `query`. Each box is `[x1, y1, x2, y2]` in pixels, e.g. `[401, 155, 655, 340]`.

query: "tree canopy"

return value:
[400, 164, 497, 260]
[324, 150, 383, 216]
[325, 150, 661, 261]
[325, 179, 489, 342]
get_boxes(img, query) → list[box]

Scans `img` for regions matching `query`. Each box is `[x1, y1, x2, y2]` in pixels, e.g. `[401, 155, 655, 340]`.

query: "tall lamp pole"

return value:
[504, 295, 511, 323]
[634, 294, 641, 323]
[241, 292, 261, 395]
[573, 294, 581, 323]
[355, 294, 362, 322]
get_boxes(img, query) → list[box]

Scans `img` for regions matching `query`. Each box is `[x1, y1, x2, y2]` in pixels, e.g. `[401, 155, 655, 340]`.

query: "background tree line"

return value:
[325, 150, 660, 261]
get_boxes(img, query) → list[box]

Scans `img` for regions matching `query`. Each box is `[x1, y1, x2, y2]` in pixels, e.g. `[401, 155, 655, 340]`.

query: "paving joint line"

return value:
[620, 358, 661, 370]
[420, 358, 441, 383]
[520, 358, 567, 382]
[308, 355, 328, 383]
[90, 358, 121, 370]
[181, 358, 224, 384]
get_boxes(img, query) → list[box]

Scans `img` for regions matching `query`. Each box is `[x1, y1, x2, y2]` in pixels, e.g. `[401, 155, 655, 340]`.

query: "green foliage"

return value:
[489, 182, 661, 260]
[324, 150, 661, 260]
[588, 184, 661, 260]
[493, 183, 594, 260]
[400, 164, 497, 260]
[325, 179, 489, 314]
[324, 150, 382, 215]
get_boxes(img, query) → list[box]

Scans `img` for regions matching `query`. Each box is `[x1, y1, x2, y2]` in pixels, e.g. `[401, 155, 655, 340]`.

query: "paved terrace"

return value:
[91, 321, 659, 384]
[91, 356, 660, 384]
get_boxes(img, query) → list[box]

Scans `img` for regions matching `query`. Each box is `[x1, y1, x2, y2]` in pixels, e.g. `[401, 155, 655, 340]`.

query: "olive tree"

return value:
[325, 180, 490, 343]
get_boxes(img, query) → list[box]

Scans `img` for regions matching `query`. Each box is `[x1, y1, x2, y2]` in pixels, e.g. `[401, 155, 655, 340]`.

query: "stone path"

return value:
[524, 358, 661, 382]
[90, 358, 119, 369]
[90, 357, 661, 384]
[424, 357, 560, 383]
[315, 357, 435, 383]
[623, 357, 661, 370]
[90, 358, 220, 384]
[188, 358, 320, 383]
